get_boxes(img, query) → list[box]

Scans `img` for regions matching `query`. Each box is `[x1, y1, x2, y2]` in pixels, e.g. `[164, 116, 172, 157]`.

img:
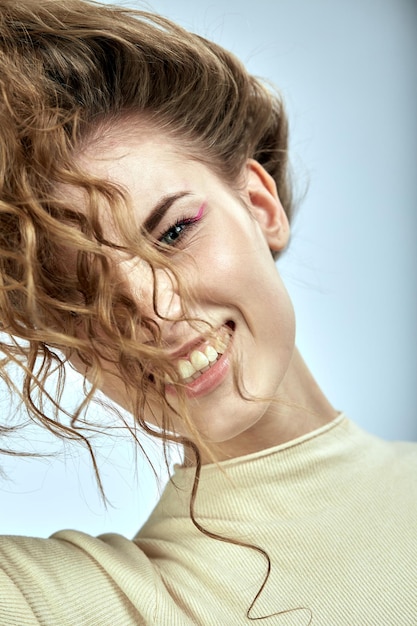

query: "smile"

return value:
[166, 325, 232, 385]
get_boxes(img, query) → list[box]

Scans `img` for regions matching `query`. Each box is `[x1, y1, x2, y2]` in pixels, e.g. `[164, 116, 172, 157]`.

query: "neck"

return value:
[197, 347, 339, 464]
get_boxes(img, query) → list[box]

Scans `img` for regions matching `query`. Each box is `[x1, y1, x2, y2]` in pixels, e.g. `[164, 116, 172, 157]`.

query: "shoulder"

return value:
[356, 424, 417, 472]
[336, 419, 417, 488]
[0, 531, 157, 625]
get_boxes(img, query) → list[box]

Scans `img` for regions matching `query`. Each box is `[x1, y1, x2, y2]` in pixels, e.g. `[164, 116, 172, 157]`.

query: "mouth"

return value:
[166, 321, 234, 386]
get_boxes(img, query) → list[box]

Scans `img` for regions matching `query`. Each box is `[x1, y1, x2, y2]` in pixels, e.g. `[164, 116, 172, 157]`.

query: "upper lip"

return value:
[167, 333, 214, 361]
[166, 322, 232, 361]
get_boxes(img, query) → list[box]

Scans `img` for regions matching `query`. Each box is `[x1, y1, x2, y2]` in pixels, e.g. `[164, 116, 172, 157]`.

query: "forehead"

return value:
[74, 121, 211, 222]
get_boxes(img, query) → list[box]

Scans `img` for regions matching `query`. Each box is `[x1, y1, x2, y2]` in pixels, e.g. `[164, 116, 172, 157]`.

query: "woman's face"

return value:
[72, 123, 295, 446]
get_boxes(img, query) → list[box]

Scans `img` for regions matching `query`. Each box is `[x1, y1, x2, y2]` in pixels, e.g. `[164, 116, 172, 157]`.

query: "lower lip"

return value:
[166, 347, 231, 399]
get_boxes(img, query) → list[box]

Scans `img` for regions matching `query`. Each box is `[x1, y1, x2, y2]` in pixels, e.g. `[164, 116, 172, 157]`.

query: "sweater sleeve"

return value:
[0, 531, 157, 625]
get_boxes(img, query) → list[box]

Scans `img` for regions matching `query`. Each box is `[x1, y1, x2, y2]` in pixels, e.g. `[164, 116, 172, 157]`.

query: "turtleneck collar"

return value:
[151, 413, 371, 523]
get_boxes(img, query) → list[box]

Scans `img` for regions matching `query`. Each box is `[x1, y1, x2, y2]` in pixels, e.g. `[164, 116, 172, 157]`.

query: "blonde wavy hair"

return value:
[0, 0, 293, 471]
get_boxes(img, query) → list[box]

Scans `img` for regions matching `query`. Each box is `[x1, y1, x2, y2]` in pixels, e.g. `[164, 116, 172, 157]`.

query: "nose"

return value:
[153, 267, 183, 322]
[122, 260, 186, 346]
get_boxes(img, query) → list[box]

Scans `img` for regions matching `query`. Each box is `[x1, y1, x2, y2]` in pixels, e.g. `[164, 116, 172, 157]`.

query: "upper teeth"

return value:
[170, 327, 231, 383]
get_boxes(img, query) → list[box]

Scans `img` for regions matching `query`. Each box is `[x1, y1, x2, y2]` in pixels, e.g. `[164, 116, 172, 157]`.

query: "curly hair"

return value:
[0, 0, 292, 463]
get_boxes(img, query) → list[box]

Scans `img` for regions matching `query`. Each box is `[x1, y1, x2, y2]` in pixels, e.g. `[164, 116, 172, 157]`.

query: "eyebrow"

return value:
[142, 191, 192, 233]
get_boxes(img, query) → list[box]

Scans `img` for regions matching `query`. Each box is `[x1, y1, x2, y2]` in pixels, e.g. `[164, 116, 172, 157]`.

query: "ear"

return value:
[244, 159, 290, 252]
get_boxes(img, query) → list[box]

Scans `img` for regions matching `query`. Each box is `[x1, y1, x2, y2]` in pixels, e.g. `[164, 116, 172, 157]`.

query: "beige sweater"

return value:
[0, 415, 416, 625]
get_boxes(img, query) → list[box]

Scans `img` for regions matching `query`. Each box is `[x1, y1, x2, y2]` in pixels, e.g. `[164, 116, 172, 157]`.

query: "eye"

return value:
[159, 221, 190, 246]
[156, 203, 206, 248]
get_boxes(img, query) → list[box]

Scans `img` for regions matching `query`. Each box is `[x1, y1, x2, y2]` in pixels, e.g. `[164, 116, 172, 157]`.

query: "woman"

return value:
[0, 0, 416, 624]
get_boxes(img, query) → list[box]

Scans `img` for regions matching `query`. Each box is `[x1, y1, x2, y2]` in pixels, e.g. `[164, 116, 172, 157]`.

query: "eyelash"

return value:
[158, 207, 204, 248]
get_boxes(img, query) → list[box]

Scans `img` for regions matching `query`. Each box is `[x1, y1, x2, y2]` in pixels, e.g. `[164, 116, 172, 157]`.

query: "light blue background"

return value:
[1, 0, 416, 538]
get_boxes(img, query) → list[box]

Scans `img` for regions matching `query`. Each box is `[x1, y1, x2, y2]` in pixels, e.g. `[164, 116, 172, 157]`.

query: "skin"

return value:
[69, 121, 338, 462]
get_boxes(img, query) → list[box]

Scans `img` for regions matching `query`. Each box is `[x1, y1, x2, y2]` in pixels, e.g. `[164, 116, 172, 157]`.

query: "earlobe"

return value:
[245, 159, 290, 252]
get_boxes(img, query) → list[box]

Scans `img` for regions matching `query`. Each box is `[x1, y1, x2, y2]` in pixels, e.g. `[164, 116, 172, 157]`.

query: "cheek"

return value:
[200, 223, 284, 304]
[191, 219, 265, 288]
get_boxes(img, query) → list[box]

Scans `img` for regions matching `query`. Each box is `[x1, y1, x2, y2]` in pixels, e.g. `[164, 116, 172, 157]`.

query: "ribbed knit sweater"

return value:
[0, 414, 416, 625]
